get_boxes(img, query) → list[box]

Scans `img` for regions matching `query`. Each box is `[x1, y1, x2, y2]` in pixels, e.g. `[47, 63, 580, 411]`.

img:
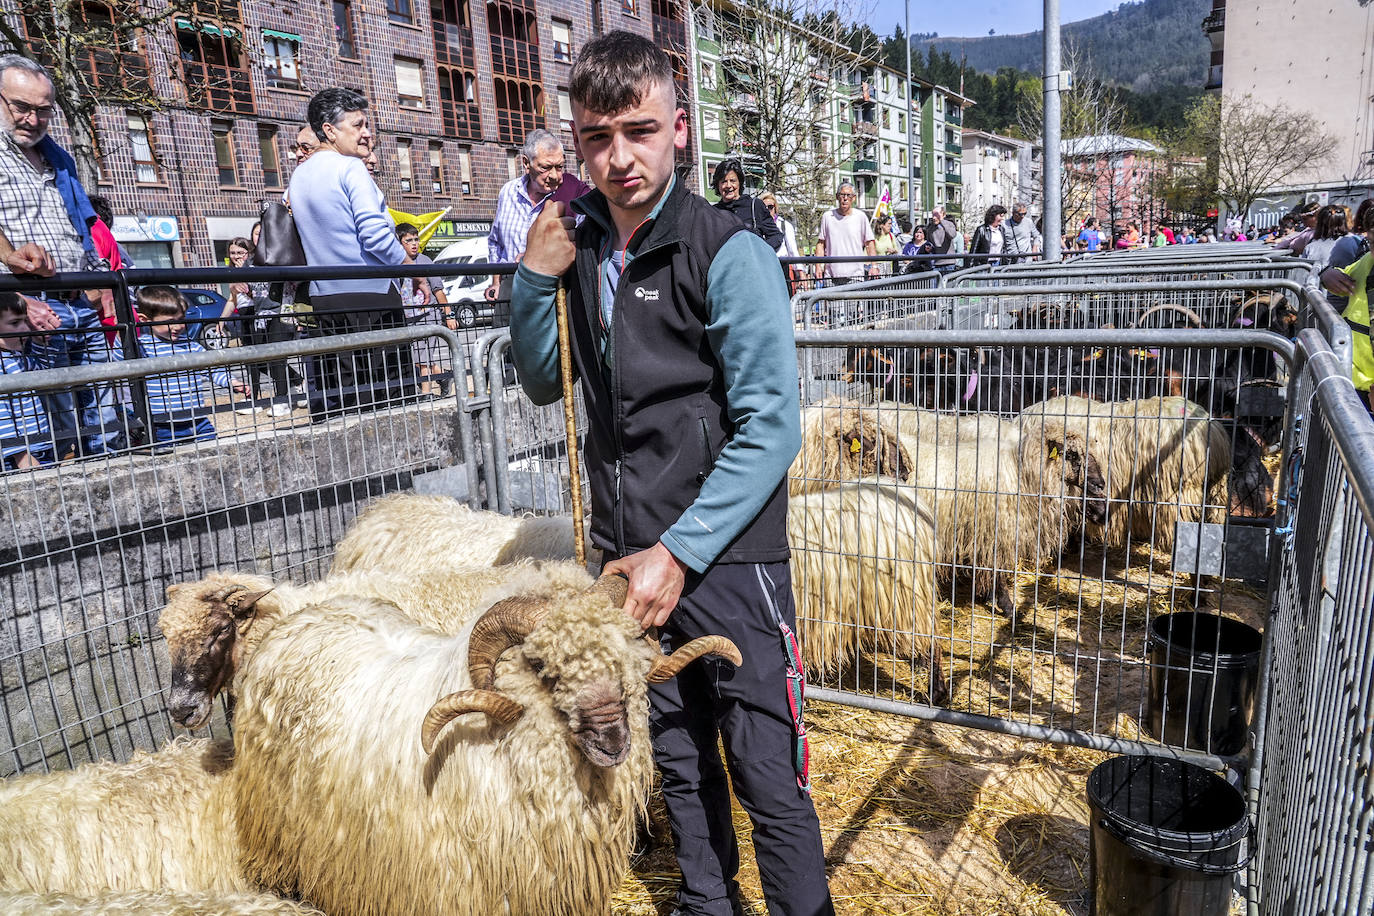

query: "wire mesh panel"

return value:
[0, 328, 477, 776]
[1252, 330, 1374, 915]
[792, 318, 1293, 767]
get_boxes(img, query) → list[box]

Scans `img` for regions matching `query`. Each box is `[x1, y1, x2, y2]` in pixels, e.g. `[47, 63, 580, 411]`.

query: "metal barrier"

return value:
[0, 325, 477, 776]
[1250, 328, 1374, 914]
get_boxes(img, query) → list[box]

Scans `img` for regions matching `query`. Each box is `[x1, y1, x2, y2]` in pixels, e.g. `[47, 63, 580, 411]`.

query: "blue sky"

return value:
[869, 0, 1127, 39]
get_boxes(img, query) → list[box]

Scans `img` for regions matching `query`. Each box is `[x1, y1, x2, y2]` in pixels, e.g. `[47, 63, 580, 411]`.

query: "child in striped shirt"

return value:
[136, 286, 249, 445]
[0, 292, 54, 470]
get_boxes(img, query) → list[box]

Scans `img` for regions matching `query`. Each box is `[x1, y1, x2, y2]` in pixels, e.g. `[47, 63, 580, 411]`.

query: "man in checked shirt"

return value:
[0, 54, 125, 456]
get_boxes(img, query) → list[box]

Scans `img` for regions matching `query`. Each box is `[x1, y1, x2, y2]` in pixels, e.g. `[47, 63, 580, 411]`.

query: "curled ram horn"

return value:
[421, 689, 525, 754]
[645, 634, 744, 684]
[1133, 303, 1204, 329]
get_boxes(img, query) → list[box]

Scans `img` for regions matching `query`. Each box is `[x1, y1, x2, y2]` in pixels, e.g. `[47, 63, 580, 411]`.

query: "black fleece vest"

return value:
[565, 182, 791, 564]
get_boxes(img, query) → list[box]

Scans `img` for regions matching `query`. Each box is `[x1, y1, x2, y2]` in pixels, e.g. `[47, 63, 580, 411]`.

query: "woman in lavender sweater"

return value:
[288, 88, 412, 418]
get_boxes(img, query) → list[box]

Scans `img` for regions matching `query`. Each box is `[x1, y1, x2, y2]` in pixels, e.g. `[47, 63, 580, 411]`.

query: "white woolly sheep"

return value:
[1018, 396, 1231, 553]
[0, 889, 324, 915]
[878, 402, 1109, 621]
[787, 478, 944, 702]
[228, 578, 738, 916]
[788, 401, 912, 496]
[0, 737, 247, 898]
[159, 560, 594, 730]
[328, 494, 593, 576]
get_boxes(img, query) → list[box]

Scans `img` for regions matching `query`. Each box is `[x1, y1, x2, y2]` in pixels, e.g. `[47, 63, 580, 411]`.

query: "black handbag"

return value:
[252, 200, 306, 267]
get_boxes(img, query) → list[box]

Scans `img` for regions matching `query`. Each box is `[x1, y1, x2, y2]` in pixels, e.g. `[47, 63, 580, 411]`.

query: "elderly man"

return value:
[925, 205, 960, 272]
[485, 128, 590, 302]
[1003, 202, 1042, 262]
[0, 54, 124, 455]
[813, 182, 876, 285]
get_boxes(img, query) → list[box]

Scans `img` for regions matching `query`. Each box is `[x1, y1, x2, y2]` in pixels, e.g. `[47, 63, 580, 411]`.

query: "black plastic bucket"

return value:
[1146, 612, 1262, 756]
[1087, 755, 1248, 916]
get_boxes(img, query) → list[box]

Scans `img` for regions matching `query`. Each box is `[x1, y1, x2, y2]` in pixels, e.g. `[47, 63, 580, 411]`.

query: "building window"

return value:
[693, 4, 714, 40]
[387, 0, 413, 24]
[493, 76, 543, 144]
[900, 180, 908, 201]
[881, 107, 889, 129]
[429, 143, 445, 193]
[621, 0, 638, 15]
[395, 57, 426, 109]
[703, 109, 720, 142]
[700, 60, 716, 92]
[897, 113, 904, 134]
[262, 31, 301, 90]
[458, 146, 473, 194]
[127, 112, 159, 183]
[332, 0, 358, 58]
[258, 124, 281, 187]
[438, 66, 481, 139]
[551, 18, 572, 62]
[882, 144, 890, 165]
[898, 147, 906, 168]
[557, 88, 572, 130]
[177, 20, 254, 116]
[211, 120, 238, 186]
[397, 138, 414, 192]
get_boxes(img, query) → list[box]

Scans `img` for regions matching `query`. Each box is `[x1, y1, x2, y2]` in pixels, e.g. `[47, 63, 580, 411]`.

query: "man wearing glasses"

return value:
[813, 183, 876, 288]
[0, 54, 124, 455]
[485, 128, 590, 303]
[291, 126, 320, 164]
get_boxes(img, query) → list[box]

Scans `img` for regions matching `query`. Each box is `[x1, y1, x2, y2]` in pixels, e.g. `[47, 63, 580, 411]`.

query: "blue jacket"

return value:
[37, 135, 97, 258]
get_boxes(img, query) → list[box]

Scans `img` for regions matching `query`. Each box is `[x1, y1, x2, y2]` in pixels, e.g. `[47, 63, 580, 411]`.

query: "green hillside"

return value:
[913, 0, 1212, 92]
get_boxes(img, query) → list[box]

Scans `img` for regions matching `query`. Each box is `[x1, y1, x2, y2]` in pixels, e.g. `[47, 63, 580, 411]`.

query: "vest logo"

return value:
[634, 286, 660, 302]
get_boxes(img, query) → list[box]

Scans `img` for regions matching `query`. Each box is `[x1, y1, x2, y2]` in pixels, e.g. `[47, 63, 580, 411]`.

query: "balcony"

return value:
[730, 92, 759, 112]
[1202, 8, 1224, 32]
[944, 173, 961, 185]
[1206, 64, 1223, 91]
[853, 159, 878, 175]
[853, 119, 878, 138]
[182, 62, 254, 116]
[946, 108, 962, 125]
[945, 141, 961, 155]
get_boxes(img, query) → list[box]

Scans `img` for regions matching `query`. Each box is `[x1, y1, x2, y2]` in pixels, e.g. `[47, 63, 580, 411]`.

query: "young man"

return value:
[509, 30, 833, 916]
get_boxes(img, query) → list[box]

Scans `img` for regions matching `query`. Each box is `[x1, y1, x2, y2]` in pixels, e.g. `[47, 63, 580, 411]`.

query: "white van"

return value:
[431, 236, 497, 328]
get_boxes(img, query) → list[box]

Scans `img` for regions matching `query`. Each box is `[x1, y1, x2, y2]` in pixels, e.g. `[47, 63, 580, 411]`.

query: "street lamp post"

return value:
[1043, 0, 1062, 260]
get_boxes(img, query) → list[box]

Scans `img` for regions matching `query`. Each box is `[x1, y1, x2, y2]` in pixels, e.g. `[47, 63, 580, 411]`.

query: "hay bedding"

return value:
[613, 540, 1262, 915]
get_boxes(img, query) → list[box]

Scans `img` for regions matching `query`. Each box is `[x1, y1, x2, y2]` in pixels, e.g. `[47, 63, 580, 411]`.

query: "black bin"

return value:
[1146, 612, 1262, 756]
[1087, 755, 1248, 916]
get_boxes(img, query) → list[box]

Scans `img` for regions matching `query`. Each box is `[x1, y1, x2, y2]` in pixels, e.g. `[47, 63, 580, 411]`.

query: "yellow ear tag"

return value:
[1049, 446, 1060, 460]
[850, 438, 862, 454]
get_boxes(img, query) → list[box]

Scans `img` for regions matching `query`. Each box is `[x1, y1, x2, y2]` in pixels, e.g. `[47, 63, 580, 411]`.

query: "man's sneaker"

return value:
[235, 405, 262, 416]
[270, 402, 293, 417]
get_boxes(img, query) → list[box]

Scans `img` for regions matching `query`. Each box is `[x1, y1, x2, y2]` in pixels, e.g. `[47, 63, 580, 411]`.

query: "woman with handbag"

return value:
[285, 88, 412, 420]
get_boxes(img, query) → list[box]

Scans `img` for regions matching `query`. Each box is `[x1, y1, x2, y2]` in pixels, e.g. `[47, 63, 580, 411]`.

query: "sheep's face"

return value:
[1047, 434, 1109, 526]
[158, 575, 273, 730]
[835, 414, 911, 483]
[518, 599, 652, 769]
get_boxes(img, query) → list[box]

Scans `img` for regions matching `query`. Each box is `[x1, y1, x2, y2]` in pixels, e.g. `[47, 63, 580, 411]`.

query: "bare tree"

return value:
[0, 0, 223, 187]
[1186, 93, 1339, 222]
[698, 0, 879, 244]
[1015, 37, 1127, 235]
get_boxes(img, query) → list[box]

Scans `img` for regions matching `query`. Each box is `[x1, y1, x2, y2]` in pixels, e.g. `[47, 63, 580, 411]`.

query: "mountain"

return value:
[913, 0, 1212, 93]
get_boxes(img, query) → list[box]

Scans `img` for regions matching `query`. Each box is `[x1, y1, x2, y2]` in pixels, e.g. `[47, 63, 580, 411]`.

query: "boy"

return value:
[135, 286, 249, 445]
[0, 291, 53, 470]
[395, 222, 453, 396]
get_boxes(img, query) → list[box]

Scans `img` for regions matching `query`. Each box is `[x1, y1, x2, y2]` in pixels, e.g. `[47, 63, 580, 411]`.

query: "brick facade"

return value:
[22, 0, 694, 266]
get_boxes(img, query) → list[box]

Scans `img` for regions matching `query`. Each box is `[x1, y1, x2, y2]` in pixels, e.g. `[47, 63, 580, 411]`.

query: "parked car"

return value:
[178, 288, 233, 348]
[432, 237, 498, 329]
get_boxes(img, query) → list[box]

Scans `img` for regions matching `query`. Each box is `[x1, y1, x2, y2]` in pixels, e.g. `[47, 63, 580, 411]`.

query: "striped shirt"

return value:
[136, 334, 235, 421]
[0, 346, 52, 458]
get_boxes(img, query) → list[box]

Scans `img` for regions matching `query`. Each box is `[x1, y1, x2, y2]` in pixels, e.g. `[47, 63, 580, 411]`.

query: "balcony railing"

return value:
[853, 120, 877, 138]
[182, 61, 254, 116]
[944, 173, 961, 185]
[853, 159, 878, 175]
[945, 141, 961, 155]
[1203, 8, 1224, 32]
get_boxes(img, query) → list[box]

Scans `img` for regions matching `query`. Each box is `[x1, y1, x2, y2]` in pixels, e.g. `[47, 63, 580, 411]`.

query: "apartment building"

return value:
[1061, 134, 1165, 238]
[1205, 0, 1374, 220]
[959, 128, 1027, 230]
[16, 0, 694, 267]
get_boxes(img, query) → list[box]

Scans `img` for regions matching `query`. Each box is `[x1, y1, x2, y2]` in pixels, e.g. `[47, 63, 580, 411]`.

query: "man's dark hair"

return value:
[569, 30, 674, 115]
[0, 290, 25, 318]
[983, 204, 1007, 226]
[135, 285, 186, 320]
[88, 195, 114, 227]
[307, 88, 369, 142]
[395, 222, 418, 239]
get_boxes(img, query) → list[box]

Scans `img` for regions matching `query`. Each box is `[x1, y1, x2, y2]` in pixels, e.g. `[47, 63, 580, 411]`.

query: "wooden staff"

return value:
[555, 282, 586, 569]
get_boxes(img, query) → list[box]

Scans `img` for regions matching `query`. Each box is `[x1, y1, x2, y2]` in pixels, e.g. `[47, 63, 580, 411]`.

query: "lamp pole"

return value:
[1043, 0, 1063, 260]
[905, 0, 914, 226]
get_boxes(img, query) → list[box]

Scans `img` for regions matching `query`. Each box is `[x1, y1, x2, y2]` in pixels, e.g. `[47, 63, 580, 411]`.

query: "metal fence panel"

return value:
[0, 327, 480, 776]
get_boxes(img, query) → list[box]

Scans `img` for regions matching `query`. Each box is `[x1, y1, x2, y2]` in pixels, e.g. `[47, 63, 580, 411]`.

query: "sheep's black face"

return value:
[1081, 453, 1108, 525]
[571, 682, 631, 768]
[167, 617, 236, 729]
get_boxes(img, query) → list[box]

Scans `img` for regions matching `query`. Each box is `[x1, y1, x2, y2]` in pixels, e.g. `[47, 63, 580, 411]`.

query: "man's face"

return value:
[572, 79, 687, 224]
[293, 127, 319, 163]
[1013, 208, 1027, 223]
[716, 170, 741, 203]
[400, 233, 420, 258]
[323, 110, 371, 159]
[523, 146, 566, 196]
[0, 69, 54, 149]
[836, 189, 855, 216]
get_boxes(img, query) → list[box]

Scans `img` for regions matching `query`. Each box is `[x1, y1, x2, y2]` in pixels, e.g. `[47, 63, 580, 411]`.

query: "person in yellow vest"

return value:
[1321, 206, 1374, 415]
